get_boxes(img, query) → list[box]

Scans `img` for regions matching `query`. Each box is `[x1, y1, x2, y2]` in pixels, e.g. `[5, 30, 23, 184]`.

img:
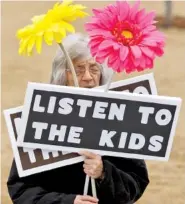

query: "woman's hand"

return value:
[80, 151, 104, 179]
[74, 195, 98, 204]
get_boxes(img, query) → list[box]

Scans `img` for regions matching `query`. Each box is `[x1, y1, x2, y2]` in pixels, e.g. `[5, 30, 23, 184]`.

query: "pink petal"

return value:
[150, 46, 164, 57]
[95, 56, 106, 64]
[139, 11, 156, 28]
[130, 45, 141, 59]
[97, 48, 112, 58]
[149, 30, 166, 40]
[136, 66, 145, 72]
[111, 58, 121, 72]
[92, 8, 103, 16]
[90, 47, 98, 57]
[130, 1, 140, 21]
[90, 17, 100, 24]
[89, 40, 101, 49]
[140, 46, 155, 59]
[88, 30, 114, 40]
[99, 40, 113, 51]
[99, 13, 114, 29]
[140, 39, 157, 47]
[117, 1, 130, 21]
[88, 29, 107, 36]
[85, 23, 101, 31]
[136, 8, 146, 23]
[107, 4, 118, 16]
[133, 58, 141, 67]
[113, 42, 121, 50]
[146, 57, 154, 68]
[108, 53, 119, 66]
[139, 55, 146, 68]
[142, 25, 156, 34]
[119, 46, 129, 62]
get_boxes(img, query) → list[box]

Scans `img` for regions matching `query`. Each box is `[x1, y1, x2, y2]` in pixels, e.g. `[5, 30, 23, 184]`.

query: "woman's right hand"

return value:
[74, 195, 98, 204]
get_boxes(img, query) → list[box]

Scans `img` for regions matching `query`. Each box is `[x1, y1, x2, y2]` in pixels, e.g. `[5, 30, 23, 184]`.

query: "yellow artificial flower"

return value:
[16, 0, 88, 56]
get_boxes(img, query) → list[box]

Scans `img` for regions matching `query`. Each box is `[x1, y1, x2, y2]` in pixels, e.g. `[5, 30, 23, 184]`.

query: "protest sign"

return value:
[4, 107, 84, 177]
[97, 73, 157, 95]
[4, 74, 158, 177]
[17, 82, 181, 161]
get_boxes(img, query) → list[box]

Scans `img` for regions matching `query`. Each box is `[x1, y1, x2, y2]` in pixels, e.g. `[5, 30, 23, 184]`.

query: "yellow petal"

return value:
[35, 35, 43, 54]
[53, 2, 60, 9]
[31, 14, 45, 23]
[16, 25, 34, 39]
[60, 21, 75, 33]
[53, 32, 63, 43]
[44, 30, 54, 45]
[27, 36, 36, 54]
[62, 0, 73, 7]
[59, 27, 66, 38]
[18, 38, 30, 55]
[28, 50, 33, 57]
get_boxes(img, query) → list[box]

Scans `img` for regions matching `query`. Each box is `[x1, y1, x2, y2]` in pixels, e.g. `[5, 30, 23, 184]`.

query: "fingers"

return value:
[80, 151, 97, 159]
[81, 195, 98, 202]
[84, 159, 94, 165]
[74, 195, 98, 204]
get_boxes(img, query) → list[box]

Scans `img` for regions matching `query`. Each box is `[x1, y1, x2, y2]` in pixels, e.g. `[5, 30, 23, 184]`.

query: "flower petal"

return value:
[117, 1, 129, 21]
[35, 35, 43, 54]
[119, 46, 129, 62]
[53, 32, 63, 43]
[60, 21, 75, 33]
[130, 45, 141, 59]
[108, 53, 118, 66]
[140, 46, 154, 59]
[27, 36, 36, 54]
[97, 48, 112, 58]
[136, 8, 146, 23]
[18, 38, 30, 55]
[139, 11, 156, 28]
[141, 39, 157, 47]
[99, 40, 113, 51]
[95, 56, 106, 64]
[44, 31, 53, 45]
[85, 23, 100, 31]
[130, 1, 140, 21]
[99, 13, 113, 29]
[92, 8, 103, 15]
[111, 58, 121, 72]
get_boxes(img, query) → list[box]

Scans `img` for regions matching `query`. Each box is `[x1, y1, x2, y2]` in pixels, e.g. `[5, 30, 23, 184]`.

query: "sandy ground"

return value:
[1, 1, 185, 204]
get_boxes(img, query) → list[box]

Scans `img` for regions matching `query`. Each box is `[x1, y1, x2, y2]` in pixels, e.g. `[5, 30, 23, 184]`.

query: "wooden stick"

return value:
[83, 175, 90, 195]
[58, 43, 79, 87]
[104, 70, 115, 92]
[91, 177, 97, 198]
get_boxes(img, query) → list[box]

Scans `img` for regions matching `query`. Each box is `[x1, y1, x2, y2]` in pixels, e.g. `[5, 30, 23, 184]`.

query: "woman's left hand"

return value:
[80, 151, 104, 179]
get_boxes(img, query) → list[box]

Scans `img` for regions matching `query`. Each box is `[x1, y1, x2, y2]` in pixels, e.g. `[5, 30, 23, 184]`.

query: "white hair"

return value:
[50, 33, 113, 86]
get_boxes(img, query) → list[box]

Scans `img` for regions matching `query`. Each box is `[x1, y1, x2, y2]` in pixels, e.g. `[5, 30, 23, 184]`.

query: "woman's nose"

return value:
[82, 69, 93, 81]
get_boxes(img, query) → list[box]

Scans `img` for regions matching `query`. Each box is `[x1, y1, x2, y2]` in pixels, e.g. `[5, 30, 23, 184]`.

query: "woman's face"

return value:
[65, 57, 101, 88]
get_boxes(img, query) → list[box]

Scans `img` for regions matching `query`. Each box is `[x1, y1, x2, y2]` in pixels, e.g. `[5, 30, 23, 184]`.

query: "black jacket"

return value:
[7, 156, 149, 204]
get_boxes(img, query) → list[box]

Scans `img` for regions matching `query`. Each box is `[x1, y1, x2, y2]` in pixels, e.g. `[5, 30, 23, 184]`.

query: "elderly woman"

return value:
[7, 33, 149, 204]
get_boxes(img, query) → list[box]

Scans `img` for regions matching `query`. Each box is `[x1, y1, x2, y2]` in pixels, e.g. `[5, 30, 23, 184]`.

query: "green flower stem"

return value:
[58, 43, 79, 87]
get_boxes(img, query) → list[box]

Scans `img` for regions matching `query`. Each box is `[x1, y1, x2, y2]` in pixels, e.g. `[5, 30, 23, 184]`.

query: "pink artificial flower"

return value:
[85, 0, 165, 73]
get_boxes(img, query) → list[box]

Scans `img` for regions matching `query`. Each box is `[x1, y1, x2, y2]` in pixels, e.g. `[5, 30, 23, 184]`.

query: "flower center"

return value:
[121, 30, 133, 39]
[111, 21, 142, 46]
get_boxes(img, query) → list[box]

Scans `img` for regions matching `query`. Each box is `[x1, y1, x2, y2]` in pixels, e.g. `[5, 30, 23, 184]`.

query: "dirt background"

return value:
[1, 1, 185, 203]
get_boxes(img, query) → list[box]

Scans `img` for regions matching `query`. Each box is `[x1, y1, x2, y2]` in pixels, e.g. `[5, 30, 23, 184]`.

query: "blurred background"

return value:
[1, 1, 185, 203]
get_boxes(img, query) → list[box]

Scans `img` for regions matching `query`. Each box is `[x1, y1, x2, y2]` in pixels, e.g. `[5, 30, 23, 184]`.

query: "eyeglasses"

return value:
[66, 64, 101, 77]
